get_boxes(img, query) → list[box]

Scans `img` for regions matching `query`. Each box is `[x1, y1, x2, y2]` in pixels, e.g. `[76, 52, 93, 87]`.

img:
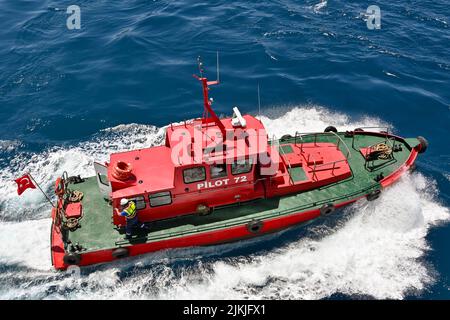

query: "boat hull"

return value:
[51, 131, 422, 270]
[52, 198, 351, 270]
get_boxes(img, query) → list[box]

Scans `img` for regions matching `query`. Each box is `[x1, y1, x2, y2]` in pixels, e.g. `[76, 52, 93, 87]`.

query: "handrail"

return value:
[312, 158, 318, 181]
[353, 126, 390, 132]
[276, 135, 294, 185]
[313, 158, 348, 169]
[351, 126, 391, 149]
[351, 127, 397, 157]
[313, 159, 348, 176]
[306, 155, 346, 180]
[281, 131, 352, 159]
[363, 138, 396, 161]
[328, 131, 351, 159]
[276, 132, 352, 178]
[294, 131, 304, 152]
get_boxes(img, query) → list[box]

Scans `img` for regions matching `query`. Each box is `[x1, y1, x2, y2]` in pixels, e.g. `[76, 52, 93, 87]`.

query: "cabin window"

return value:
[129, 196, 146, 210]
[210, 164, 227, 179]
[149, 191, 172, 207]
[231, 159, 253, 175]
[183, 166, 206, 184]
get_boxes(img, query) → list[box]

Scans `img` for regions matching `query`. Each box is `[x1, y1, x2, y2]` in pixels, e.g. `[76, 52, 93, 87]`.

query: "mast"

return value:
[193, 54, 226, 136]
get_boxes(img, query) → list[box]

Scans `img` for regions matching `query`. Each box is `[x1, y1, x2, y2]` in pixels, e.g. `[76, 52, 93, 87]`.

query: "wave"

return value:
[313, 1, 328, 14]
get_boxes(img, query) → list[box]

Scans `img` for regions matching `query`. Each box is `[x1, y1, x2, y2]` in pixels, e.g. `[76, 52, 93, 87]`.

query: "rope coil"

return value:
[68, 190, 84, 202]
[370, 143, 392, 160]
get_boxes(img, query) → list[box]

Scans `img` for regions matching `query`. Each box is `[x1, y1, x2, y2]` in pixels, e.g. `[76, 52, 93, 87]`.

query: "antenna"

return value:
[257, 84, 261, 119]
[216, 51, 220, 83]
[192, 54, 225, 135]
[197, 56, 204, 78]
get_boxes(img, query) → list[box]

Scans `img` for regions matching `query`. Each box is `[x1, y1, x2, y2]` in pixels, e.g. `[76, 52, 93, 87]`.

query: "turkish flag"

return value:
[15, 174, 36, 195]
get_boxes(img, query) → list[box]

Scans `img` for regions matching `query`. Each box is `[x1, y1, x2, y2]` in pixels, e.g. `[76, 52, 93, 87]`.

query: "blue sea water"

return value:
[0, 0, 449, 299]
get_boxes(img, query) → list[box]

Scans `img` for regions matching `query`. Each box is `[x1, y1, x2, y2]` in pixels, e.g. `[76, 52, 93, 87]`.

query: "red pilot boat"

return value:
[50, 59, 428, 270]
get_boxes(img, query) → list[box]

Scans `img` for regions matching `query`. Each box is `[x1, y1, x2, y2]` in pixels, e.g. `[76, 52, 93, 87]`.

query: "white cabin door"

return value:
[94, 162, 112, 198]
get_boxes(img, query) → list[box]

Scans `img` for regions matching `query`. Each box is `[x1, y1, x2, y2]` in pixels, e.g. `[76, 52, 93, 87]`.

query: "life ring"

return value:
[54, 177, 65, 196]
[320, 203, 335, 216]
[112, 247, 129, 259]
[247, 220, 263, 234]
[112, 161, 133, 180]
[367, 189, 381, 201]
[63, 252, 81, 266]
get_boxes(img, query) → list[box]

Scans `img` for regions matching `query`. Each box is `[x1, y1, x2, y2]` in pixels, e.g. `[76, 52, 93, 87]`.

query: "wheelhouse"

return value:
[102, 114, 269, 226]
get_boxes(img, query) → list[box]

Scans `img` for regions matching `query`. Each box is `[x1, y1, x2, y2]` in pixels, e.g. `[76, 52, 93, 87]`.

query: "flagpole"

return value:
[28, 173, 56, 208]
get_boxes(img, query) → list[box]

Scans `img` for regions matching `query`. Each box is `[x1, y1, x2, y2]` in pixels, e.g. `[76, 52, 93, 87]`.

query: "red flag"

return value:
[15, 174, 36, 195]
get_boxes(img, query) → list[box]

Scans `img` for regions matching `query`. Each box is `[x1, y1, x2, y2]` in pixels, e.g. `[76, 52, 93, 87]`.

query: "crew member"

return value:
[115, 198, 148, 239]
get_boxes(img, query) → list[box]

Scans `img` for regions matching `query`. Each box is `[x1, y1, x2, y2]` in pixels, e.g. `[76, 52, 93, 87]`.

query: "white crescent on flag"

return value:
[15, 174, 36, 195]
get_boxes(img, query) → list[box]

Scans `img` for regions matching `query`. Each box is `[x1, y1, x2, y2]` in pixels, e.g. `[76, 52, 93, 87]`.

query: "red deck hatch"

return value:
[65, 202, 83, 219]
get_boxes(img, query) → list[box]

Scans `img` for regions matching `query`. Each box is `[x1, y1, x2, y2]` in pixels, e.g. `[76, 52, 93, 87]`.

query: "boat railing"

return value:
[292, 131, 351, 160]
[293, 133, 305, 152]
[350, 126, 398, 165]
[304, 153, 347, 181]
[362, 139, 397, 164]
[274, 135, 294, 185]
[273, 132, 352, 180]
[352, 126, 390, 132]
[328, 131, 352, 159]
[312, 159, 348, 177]
[351, 126, 392, 149]
[311, 158, 318, 181]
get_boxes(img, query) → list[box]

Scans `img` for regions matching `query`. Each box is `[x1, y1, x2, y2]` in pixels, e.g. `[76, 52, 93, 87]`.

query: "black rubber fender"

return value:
[367, 189, 381, 201]
[320, 203, 335, 216]
[63, 252, 81, 266]
[324, 126, 337, 133]
[281, 134, 293, 141]
[247, 220, 264, 234]
[417, 136, 428, 154]
[354, 128, 364, 132]
[197, 204, 211, 216]
[112, 247, 129, 259]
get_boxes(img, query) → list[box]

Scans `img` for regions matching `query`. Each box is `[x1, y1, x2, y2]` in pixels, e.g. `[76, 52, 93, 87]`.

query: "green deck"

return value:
[66, 132, 418, 253]
[288, 167, 308, 182]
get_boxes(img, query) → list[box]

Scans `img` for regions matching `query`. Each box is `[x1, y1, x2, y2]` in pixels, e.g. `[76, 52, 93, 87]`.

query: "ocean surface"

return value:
[0, 0, 449, 299]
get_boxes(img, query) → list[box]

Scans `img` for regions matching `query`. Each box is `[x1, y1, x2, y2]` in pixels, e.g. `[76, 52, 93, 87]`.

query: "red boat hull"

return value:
[51, 146, 418, 270]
